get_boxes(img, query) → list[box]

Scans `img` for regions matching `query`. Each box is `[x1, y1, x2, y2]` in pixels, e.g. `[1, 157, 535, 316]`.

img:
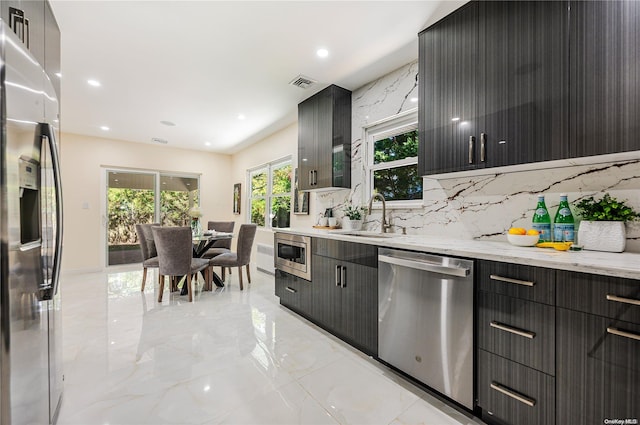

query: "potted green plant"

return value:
[342, 203, 365, 231]
[574, 193, 639, 252]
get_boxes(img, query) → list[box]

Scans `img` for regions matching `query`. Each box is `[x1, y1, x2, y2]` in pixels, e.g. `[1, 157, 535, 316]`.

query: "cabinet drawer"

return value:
[275, 270, 310, 312]
[313, 238, 377, 267]
[479, 292, 555, 375]
[477, 260, 555, 305]
[557, 271, 640, 323]
[478, 350, 555, 425]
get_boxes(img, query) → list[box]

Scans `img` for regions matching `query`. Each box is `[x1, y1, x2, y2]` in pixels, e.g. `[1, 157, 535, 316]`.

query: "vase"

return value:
[577, 220, 626, 253]
[191, 218, 202, 237]
[343, 218, 362, 231]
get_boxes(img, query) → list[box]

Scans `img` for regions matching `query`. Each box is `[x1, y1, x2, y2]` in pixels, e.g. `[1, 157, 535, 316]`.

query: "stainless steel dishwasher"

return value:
[378, 248, 474, 409]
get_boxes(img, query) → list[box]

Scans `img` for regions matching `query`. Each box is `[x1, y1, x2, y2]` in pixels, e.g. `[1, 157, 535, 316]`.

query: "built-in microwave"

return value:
[274, 233, 311, 281]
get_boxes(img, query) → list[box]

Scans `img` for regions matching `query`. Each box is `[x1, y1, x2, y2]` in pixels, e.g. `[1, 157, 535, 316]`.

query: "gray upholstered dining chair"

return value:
[208, 224, 257, 290]
[135, 223, 160, 291]
[202, 221, 235, 259]
[152, 226, 210, 302]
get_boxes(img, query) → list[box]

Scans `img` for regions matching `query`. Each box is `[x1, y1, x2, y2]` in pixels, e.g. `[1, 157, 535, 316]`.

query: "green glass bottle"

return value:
[553, 194, 575, 242]
[532, 195, 552, 242]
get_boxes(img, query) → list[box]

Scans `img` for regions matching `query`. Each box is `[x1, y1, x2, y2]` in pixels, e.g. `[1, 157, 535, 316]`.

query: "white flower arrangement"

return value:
[188, 206, 202, 218]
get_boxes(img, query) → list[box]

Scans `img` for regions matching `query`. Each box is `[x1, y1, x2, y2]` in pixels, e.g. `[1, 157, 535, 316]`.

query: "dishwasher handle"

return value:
[378, 254, 470, 277]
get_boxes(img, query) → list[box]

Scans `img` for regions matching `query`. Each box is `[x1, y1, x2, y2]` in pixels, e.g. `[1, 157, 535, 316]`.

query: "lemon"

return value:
[526, 229, 539, 236]
[508, 227, 526, 235]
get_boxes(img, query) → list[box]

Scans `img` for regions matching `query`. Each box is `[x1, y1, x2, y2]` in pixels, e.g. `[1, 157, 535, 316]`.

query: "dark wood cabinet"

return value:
[275, 237, 377, 356]
[298, 85, 351, 191]
[478, 292, 556, 376]
[419, 2, 480, 175]
[569, 0, 640, 157]
[478, 1, 569, 168]
[419, 1, 568, 175]
[274, 270, 311, 314]
[556, 308, 640, 424]
[312, 242, 377, 356]
[478, 350, 556, 425]
[477, 260, 556, 425]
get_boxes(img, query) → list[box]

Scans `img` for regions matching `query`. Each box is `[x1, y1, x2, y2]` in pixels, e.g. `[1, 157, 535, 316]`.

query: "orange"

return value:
[508, 227, 526, 235]
[526, 229, 539, 236]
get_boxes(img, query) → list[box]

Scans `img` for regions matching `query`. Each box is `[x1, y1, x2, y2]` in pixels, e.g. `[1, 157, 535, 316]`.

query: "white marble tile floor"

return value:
[56, 265, 485, 425]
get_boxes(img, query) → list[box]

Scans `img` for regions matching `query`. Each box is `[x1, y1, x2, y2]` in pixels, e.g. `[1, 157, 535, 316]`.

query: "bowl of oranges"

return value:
[507, 227, 540, 246]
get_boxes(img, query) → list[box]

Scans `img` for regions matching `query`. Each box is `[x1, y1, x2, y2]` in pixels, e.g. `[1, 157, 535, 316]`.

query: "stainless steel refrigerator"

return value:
[0, 17, 64, 425]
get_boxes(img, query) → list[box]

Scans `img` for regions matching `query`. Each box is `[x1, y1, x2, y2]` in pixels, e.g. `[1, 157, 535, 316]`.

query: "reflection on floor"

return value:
[57, 265, 485, 425]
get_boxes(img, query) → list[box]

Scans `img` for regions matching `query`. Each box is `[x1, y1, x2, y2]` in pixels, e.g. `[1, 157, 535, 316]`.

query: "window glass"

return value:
[250, 168, 267, 226]
[248, 159, 291, 228]
[369, 122, 422, 202]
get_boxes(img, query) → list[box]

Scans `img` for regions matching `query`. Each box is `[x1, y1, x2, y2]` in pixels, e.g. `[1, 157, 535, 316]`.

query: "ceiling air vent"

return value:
[289, 75, 317, 89]
[152, 137, 168, 144]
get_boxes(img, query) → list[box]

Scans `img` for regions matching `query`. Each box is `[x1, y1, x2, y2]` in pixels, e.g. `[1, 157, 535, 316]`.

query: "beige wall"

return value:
[230, 122, 312, 249]
[60, 133, 232, 272]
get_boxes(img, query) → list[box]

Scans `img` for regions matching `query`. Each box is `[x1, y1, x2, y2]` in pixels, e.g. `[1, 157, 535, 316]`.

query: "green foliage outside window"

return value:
[108, 188, 199, 245]
[250, 162, 292, 228]
[373, 129, 422, 201]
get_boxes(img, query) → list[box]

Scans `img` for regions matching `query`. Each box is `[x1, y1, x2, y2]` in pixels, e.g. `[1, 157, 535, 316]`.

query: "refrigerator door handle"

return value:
[40, 124, 63, 298]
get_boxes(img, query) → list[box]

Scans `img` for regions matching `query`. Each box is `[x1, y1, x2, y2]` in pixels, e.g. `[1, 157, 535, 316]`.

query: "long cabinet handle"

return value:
[285, 287, 297, 294]
[490, 321, 536, 339]
[335, 265, 341, 287]
[468, 136, 475, 164]
[606, 294, 640, 306]
[309, 170, 313, 187]
[490, 274, 535, 287]
[341, 266, 346, 288]
[607, 327, 640, 341]
[480, 133, 486, 162]
[490, 382, 536, 407]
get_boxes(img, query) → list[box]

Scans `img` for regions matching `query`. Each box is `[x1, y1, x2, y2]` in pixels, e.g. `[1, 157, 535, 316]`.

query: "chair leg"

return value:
[246, 265, 251, 284]
[158, 275, 165, 302]
[187, 274, 193, 302]
[141, 267, 148, 291]
[228, 267, 232, 275]
[205, 267, 212, 291]
[238, 266, 244, 290]
[221, 267, 226, 282]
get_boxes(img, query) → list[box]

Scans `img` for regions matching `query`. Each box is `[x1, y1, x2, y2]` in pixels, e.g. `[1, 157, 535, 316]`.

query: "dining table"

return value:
[180, 231, 233, 294]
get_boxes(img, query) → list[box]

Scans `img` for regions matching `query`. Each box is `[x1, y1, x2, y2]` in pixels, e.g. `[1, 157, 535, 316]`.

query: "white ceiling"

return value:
[50, 0, 466, 154]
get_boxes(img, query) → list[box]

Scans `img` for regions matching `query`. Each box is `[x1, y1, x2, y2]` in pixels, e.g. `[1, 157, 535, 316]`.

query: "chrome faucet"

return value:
[368, 193, 391, 233]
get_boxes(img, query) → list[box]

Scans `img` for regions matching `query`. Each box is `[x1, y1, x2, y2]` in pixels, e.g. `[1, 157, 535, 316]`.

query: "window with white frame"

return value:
[248, 158, 292, 228]
[366, 110, 422, 203]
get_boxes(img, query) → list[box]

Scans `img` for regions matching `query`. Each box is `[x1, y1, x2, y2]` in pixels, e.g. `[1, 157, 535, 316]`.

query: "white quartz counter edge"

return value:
[276, 228, 640, 280]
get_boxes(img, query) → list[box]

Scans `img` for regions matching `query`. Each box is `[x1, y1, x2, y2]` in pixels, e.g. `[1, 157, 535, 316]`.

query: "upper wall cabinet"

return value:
[298, 84, 351, 191]
[419, 1, 569, 176]
[569, 0, 640, 157]
[44, 1, 61, 99]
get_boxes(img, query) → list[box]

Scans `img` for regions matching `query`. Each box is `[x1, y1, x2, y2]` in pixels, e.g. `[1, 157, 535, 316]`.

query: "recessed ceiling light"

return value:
[160, 120, 175, 126]
[87, 79, 101, 87]
[317, 48, 329, 58]
[410, 97, 418, 103]
[237, 114, 246, 120]
[451, 117, 460, 122]
[100, 126, 110, 131]
[204, 142, 211, 146]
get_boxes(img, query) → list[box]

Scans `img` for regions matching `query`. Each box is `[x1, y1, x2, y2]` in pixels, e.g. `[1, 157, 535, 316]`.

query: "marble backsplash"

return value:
[311, 61, 640, 253]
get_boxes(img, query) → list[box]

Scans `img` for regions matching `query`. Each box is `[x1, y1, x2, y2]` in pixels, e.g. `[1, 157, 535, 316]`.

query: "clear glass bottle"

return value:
[532, 195, 552, 242]
[553, 194, 575, 242]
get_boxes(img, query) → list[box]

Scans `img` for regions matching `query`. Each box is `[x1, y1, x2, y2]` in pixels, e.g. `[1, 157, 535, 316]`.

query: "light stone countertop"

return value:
[277, 228, 640, 280]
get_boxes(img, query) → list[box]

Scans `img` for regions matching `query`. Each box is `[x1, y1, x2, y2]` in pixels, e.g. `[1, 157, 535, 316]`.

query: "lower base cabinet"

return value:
[556, 308, 640, 424]
[275, 238, 378, 357]
[477, 350, 555, 425]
